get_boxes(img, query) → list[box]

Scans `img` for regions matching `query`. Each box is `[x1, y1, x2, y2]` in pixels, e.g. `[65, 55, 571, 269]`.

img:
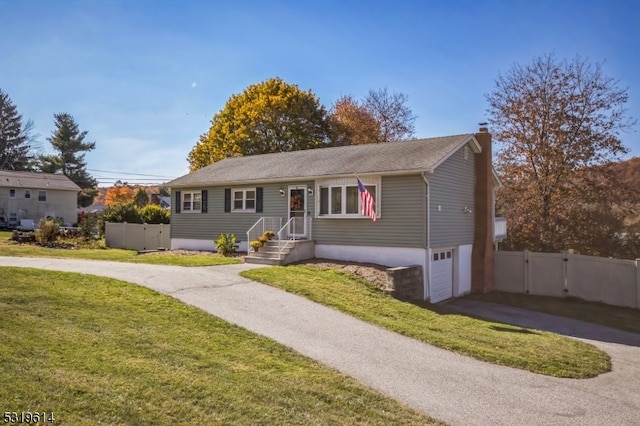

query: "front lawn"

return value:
[241, 266, 611, 379]
[0, 267, 439, 425]
[0, 231, 239, 266]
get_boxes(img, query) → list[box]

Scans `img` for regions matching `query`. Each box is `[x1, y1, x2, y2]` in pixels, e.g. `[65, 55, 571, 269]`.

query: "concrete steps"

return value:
[245, 239, 314, 266]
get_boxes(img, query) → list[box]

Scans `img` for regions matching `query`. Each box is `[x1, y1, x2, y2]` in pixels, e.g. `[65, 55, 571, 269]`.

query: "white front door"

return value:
[288, 186, 307, 238]
[431, 249, 453, 303]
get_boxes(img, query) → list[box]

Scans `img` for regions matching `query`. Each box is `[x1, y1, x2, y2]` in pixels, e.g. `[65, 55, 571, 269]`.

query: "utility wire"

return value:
[87, 168, 176, 179]
[95, 177, 170, 181]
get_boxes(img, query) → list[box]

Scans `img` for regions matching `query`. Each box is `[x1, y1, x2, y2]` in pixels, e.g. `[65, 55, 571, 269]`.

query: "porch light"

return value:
[279, 188, 285, 196]
[307, 187, 314, 196]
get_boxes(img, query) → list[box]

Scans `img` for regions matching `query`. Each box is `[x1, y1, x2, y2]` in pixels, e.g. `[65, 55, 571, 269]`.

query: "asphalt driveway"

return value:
[1, 257, 638, 426]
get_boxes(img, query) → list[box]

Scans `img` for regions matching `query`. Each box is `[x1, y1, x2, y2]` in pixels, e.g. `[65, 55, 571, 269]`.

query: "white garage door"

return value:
[431, 249, 453, 303]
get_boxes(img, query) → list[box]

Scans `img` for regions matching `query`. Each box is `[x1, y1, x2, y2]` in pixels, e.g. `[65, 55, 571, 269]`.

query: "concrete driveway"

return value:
[1, 257, 639, 426]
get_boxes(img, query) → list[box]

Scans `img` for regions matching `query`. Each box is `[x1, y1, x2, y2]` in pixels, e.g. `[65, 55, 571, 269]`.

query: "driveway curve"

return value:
[1, 257, 639, 426]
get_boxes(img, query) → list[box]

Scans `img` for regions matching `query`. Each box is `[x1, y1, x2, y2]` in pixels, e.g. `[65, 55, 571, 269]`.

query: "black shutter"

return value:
[224, 188, 231, 212]
[175, 191, 181, 213]
[256, 187, 263, 213]
[201, 190, 208, 213]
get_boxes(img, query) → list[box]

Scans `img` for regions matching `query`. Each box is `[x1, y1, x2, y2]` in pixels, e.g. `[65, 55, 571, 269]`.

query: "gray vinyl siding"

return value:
[428, 145, 475, 247]
[313, 175, 426, 248]
[171, 181, 314, 243]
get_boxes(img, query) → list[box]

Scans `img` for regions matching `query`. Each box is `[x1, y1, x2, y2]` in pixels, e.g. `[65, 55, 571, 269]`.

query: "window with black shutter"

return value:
[224, 188, 231, 212]
[201, 190, 208, 213]
[256, 187, 263, 213]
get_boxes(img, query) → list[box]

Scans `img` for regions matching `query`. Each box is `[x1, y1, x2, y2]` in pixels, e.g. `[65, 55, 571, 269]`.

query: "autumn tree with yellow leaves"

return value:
[188, 77, 332, 171]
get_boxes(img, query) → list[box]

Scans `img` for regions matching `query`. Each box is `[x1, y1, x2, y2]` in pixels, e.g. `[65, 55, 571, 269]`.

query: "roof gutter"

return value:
[168, 168, 438, 189]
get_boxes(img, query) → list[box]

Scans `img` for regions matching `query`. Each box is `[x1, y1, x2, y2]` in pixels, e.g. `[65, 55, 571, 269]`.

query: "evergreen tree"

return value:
[134, 187, 149, 208]
[40, 113, 98, 206]
[0, 89, 38, 170]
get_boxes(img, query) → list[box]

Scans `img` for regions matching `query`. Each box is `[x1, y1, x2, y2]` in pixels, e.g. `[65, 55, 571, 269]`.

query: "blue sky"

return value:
[2, 0, 639, 186]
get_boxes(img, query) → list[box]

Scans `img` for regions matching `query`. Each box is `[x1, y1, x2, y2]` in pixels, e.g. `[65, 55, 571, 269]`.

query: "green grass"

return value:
[0, 267, 440, 426]
[0, 231, 239, 266]
[464, 291, 640, 335]
[241, 266, 611, 379]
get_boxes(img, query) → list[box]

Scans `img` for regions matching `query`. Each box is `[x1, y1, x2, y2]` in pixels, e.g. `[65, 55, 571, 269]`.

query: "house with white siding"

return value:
[0, 170, 80, 228]
[167, 127, 504, 302]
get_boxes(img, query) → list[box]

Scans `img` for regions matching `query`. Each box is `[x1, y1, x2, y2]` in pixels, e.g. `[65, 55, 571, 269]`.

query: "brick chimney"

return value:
[471, 125, 494, 293]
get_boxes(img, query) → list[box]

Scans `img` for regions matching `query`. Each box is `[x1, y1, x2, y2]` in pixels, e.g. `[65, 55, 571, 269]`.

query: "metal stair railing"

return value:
[276, 216, 312, 256]
[247, 217, 282, 253]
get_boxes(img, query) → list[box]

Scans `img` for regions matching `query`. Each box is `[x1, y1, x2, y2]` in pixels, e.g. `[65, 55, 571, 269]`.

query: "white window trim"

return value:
[181, 191, 202, 213]
[231, 188, 256, 213]
[37, 190, 47, 202]
[24, 189, 31, 199]
[316, 176, 381, 219]
[9, 189, 16, 198]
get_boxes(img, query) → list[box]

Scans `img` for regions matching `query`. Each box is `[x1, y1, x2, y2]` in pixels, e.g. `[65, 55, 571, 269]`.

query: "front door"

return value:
[288, 186, 307, 238]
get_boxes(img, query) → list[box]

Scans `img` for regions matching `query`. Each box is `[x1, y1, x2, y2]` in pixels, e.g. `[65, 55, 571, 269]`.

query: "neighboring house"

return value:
[168, 127, 504, 302]
[0, 170, 80, 227]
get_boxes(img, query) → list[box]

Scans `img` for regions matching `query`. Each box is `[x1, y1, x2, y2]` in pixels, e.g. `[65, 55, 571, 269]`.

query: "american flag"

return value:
[357, 178, 377, 222]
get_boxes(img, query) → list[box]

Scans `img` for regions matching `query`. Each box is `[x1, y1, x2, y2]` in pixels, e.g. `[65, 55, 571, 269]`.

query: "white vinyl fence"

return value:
[494, 251, 640, 309]
[105, 222, 170, 252]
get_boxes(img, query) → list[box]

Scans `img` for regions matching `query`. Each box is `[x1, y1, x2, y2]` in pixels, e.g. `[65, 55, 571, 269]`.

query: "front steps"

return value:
[245, 239, 315, 266]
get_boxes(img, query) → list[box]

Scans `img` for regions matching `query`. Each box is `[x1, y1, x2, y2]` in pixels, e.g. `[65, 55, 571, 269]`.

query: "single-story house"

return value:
[167, 127, 504, 302]
[0, 170, 81, 227]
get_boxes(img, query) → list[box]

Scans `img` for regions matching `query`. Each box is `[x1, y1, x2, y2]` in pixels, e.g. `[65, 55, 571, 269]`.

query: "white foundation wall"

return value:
[171, 238, 249, 252]
[455, 244, 473, 296]
[315, 244, 429, 297]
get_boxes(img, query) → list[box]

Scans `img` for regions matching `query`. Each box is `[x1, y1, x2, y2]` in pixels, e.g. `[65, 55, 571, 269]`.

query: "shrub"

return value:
[102, 202, 142, 224]
[36, 218, 59, 244]
[140, 204, 170, 224]
[215, 233, 238, 257]
[250, 240, 263, 251]
[100, 202, 142, 235]
[258, 236, 269, 244]
[78, 213, 98, 240]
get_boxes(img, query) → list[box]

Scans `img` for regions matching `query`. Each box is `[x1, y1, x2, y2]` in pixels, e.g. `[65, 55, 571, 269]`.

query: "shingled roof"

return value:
[169, 134, 481, 187]
[0, 170, 81, 191]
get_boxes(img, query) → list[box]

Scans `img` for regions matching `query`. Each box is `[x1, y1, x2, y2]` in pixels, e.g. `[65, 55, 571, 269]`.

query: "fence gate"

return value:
[105, 222, 170, 252]
[494, 250, 640, 309]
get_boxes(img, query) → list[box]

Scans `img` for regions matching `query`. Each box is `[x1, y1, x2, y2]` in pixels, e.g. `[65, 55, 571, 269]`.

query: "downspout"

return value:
[421, 172, 430, 250]
[422, 172, 431, 301]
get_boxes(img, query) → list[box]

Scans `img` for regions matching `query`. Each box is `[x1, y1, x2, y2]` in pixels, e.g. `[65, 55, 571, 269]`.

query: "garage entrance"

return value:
[430, 249, 453, 303]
